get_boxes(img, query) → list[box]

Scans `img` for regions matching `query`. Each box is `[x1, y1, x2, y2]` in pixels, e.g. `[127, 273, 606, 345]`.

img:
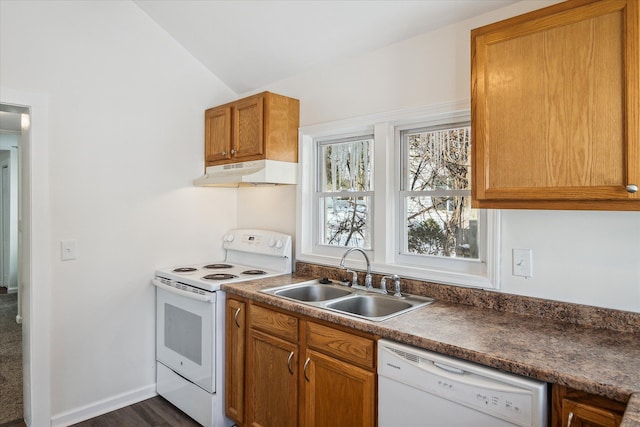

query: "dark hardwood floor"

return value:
[70, 396, 202, 427]
[0, 396, 204, 427]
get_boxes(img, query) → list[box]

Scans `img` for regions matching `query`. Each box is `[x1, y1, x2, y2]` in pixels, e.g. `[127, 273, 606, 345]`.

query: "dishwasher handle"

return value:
[433, 361, 465, 375]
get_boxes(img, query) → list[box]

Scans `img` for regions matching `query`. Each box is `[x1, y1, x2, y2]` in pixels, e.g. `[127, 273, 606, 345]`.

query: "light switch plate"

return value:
[512, 248, 532, 278]
[61, 239, 77, 261]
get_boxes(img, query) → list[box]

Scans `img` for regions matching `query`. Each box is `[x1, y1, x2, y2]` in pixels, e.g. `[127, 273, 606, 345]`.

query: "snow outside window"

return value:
[317, 135, 374, 249]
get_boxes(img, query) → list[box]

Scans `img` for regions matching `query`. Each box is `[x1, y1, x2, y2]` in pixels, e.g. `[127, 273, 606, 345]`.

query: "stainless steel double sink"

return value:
[261, 279, 434, 321]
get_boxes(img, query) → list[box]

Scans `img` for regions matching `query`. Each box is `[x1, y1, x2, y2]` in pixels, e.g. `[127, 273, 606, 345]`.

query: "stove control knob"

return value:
[268, 238, 276, 247]
[224, 234, 235, 243]
[275, 240, 284, 249]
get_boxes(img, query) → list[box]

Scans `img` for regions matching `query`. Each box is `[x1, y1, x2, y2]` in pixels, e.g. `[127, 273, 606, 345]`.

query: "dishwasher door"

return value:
[378, 340, 548, 427]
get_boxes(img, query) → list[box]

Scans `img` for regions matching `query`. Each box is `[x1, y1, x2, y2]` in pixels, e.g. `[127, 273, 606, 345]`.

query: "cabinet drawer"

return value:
[250, 304, 298, 342]
[305, 322, 374, 370]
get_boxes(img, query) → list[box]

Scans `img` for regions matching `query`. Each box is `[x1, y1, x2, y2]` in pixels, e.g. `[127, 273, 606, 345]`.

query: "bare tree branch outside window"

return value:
[318, 137, 373, 249]
[403, 126, 478, 259]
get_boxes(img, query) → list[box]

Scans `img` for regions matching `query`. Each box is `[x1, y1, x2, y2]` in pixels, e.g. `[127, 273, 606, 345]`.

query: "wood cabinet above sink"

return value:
[471, 0, 640, 210]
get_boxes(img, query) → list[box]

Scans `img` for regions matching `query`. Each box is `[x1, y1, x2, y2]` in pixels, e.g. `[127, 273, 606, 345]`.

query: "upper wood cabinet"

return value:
[204, 91, 300, 167]
[471, 0, 639, 210]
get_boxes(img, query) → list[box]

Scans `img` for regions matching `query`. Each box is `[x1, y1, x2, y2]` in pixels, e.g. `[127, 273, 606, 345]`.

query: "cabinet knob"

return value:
[221, 151, 227, 156]
[626, 184, 638, 193]
[230, 149, 236, 155]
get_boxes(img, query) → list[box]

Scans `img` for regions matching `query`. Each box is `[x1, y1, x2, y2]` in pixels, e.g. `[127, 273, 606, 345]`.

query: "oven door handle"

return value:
[152, 278, 214, 303]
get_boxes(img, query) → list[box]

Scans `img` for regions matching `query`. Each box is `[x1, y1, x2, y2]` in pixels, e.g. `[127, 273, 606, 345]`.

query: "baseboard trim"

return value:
[50, 383, 156, 427]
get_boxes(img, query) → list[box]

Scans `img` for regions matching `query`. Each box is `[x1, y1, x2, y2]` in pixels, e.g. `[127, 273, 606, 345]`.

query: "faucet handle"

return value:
[380, 275, 392, 293]
[381, 275, 401, 296]
[344, 269, 358, 287]
[392, 275, 402, 297]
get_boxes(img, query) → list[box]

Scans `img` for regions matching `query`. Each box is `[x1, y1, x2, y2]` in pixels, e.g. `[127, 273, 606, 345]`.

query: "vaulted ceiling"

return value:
[133, 0, 518, 94]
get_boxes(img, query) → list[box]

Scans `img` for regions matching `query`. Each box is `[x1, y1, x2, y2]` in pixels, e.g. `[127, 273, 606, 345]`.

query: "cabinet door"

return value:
[552, 385, 626, 427]
[561, 398, 622, 427]
[204, 106, 232, 165]
[247, 329, 298, 427]
[303, 349, 375, 427]
[225, 298, 245, 423]
[471, 0, 640, 210]
[233, 95, 264, 161]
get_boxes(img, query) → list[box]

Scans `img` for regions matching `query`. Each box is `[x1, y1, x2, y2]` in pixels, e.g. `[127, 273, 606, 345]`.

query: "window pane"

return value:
[404, 126, 471, 191]
[320, 137, 372, 192]
[405, 195, 477, 258]
[320, 195, 371, 249]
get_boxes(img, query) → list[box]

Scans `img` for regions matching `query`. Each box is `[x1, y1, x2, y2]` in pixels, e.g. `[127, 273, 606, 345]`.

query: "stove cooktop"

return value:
[155, 262, 284, 292]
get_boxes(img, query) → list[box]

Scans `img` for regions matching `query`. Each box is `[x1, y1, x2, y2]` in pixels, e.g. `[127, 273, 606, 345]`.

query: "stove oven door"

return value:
[156, 285, 216, 393]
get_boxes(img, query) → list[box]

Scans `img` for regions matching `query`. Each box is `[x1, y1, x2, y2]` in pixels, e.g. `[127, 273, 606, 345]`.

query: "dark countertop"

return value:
[222, 273, 640, 426]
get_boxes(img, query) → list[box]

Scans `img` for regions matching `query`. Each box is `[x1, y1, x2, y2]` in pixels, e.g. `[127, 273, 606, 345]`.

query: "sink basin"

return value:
[274, 283, 353, 302]
[261, 279, 434, 321]
[326, 294, 412, 318]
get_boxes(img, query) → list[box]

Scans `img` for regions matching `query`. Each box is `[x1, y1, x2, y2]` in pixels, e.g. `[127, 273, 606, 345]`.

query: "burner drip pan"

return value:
[204, 263, 233, 269]
[173, 267, 197, 273]
[242, 270, 267, 275]
[202, 273, 238, 281]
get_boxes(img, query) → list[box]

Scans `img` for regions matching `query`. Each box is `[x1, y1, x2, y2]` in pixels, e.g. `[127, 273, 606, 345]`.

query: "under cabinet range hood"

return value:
[193, 159, 298, 187]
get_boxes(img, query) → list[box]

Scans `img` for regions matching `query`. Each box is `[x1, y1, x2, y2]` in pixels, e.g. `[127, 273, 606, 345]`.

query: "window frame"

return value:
[315, 133, 375, 250]
[297, 101, 501, 289]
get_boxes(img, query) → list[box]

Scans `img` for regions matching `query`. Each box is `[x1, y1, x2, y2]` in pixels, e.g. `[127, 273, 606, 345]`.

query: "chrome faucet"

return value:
[339, 247, 372, 289]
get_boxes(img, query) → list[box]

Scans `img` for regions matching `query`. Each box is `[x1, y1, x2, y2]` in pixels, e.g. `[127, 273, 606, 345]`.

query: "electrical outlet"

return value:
[512, 248, 532, 278]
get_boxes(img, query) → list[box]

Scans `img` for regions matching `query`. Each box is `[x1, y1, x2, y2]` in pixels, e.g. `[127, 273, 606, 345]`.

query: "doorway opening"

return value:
[0, 103, 27, 425]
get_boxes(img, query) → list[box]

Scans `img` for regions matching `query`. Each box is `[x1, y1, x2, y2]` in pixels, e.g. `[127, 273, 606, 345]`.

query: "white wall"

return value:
[1, 0, 239, 423]
[250, 0, 640, 313]
[236, 186, 297, 239]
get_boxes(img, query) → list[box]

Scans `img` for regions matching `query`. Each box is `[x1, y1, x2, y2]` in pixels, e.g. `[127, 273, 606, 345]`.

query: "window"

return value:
[317, 135, 374, 249]
[400, 124, 476, 259]
[298, 102, 500, 289]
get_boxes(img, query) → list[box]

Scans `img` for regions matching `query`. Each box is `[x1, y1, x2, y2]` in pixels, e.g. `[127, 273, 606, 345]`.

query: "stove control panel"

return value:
[223, 229, 292, 258]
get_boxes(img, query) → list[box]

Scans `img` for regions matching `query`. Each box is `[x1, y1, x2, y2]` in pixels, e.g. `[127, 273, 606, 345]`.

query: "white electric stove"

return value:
[153, 229, 292, 427]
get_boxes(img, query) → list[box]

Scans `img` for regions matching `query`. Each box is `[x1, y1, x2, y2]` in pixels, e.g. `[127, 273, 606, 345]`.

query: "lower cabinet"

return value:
[225, 298, 245, 423]
[303, 348, 375, 427]
[248, 329, 299, 427]
[225, 296, 377, 427]
[552, 384, 626, 427]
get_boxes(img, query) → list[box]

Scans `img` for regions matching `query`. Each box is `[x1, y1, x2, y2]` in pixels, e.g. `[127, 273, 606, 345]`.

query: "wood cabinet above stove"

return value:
[204, 91, 300, 167]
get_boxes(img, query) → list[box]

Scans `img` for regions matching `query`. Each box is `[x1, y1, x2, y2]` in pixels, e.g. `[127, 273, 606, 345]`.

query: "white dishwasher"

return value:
[378, 340, 548, 427]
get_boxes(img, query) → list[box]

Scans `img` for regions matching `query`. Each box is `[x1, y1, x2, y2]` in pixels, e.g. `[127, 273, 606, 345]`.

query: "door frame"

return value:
[1, 88, 52, 427]
[0, 161, 6, 287]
